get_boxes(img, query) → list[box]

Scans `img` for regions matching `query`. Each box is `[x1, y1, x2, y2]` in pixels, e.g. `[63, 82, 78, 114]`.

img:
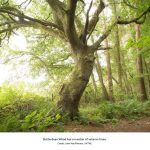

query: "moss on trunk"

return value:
[57, 51, 95, 119]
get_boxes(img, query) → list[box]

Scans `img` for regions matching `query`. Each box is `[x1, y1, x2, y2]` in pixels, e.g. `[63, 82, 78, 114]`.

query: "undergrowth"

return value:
[80, 100, 150, 125]
[0, 85, 150, 131]
[0, 85, 61, 132]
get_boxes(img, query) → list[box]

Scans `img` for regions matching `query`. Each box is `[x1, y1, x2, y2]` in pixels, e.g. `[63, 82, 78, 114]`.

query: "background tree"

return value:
[135, 23, 147, 101]
[95, 52, 109, 100]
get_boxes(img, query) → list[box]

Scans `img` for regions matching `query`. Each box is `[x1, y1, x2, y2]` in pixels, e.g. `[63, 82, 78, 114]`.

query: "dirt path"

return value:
[48, 117, 150, 132]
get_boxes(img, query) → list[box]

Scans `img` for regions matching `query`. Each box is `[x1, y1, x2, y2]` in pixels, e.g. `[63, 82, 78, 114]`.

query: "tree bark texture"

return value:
[95, 52, 109, 100]
[112, 1, 123, 90]
[135, 24, 147, 101]
[102, 11, 114, 101]
[104, 39, 114, 101]
[58, 51, 95, 119]
[91, 72, 98, 99]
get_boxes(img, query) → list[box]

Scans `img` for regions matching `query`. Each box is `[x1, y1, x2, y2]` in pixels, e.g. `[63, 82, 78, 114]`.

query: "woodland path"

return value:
[48, 117, 150, 132]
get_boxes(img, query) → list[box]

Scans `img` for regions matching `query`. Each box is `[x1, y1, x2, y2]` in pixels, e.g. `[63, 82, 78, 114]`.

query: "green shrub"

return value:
[0, 115, 21, 132]
[80, 99, 150, 124]
[98, 100, 150, 120]
[0, 84, 58, 132]
[21, 110, 61, 132]
[0, 85, 20, 106]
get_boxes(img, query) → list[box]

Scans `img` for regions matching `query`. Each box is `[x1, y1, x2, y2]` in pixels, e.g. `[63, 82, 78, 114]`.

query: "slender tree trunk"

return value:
[121, 52, 133, 94]
[123, 69, 133, 94]
[58, 50, 95, 119]
[135, 24, 147, 101]
[112, 1, 123, 90]
[91, 72, 98, 99]
[103, 11, 114, 101]
[95, 52, 109, 100]
[143, 58, 150, 93]
[104, 39, 114, 101]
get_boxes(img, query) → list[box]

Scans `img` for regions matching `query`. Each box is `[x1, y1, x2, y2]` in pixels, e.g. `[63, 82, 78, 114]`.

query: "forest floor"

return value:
[48, 117, 150, 132]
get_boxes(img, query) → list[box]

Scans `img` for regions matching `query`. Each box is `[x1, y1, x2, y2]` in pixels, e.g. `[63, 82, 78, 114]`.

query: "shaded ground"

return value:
[48, 117, 150, 132]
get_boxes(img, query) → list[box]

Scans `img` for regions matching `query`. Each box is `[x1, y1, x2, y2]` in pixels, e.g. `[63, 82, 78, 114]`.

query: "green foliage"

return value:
[80, 99, 150, 125]
[125, 36, 150, 59]
[0, 84, 61, 132]
[0, 85, 20, 106]
[54, 122, 65, 132]
[0, 115, 21, 132]
[21, 111, 61, 132]
[0, 0, 150, 132]
[0, 84, 150, 131]
[138, 36, 150, 59]
[98, 100, 150, 120]
[81, 84, 101, 105]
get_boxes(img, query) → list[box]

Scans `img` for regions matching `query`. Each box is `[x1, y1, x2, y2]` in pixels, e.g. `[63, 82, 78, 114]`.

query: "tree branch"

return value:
[46, 0, 66, 29]
[0, 7, 63, 31]
[91, 6, 150, 51]
[91, 21, 117, 50]
[123, 0, 137, 9]
[67, 0, 78, 30]
[65, 0, 84, 49]
[82, 0, 93, 44]
[0, 24, 28, 34]
[87, 0, 105, 38]
[97, 46, 112, 51]
[0, 6, 67, 42]
[117, 6, 150, 24]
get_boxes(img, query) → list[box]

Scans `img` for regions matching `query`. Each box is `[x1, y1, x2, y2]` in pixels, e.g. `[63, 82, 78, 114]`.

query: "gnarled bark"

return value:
[58, 51, 95, 119]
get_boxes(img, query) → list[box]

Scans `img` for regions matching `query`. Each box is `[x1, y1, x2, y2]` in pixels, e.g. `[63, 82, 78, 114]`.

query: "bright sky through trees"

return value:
[0, 0, 110, 85]
[0, 32, 46, 85]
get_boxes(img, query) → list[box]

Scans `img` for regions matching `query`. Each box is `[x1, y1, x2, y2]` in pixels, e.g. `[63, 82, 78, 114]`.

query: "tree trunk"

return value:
[91, 72, 98, 99]
[121, 52, 133, 94]
[143, 58, 150, 94]
[112, 1, 123, 90]
[58, 51, 95, 119]
[135, 24, 148, 101]
[123, 69, 133, 94]
[95, 52, 109, 100]
[103, 11, 114, 101]
[104, 39, 114, 101]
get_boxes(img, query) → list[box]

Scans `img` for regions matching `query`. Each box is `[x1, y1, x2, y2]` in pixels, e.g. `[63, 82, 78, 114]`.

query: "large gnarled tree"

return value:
[0, 0, 149, 118]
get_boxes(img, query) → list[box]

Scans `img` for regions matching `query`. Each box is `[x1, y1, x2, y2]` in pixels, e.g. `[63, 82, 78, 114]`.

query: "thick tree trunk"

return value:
[95, 52, 109, 100]
[135, 24, 148, 101]
[57, 51, 95, 119]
